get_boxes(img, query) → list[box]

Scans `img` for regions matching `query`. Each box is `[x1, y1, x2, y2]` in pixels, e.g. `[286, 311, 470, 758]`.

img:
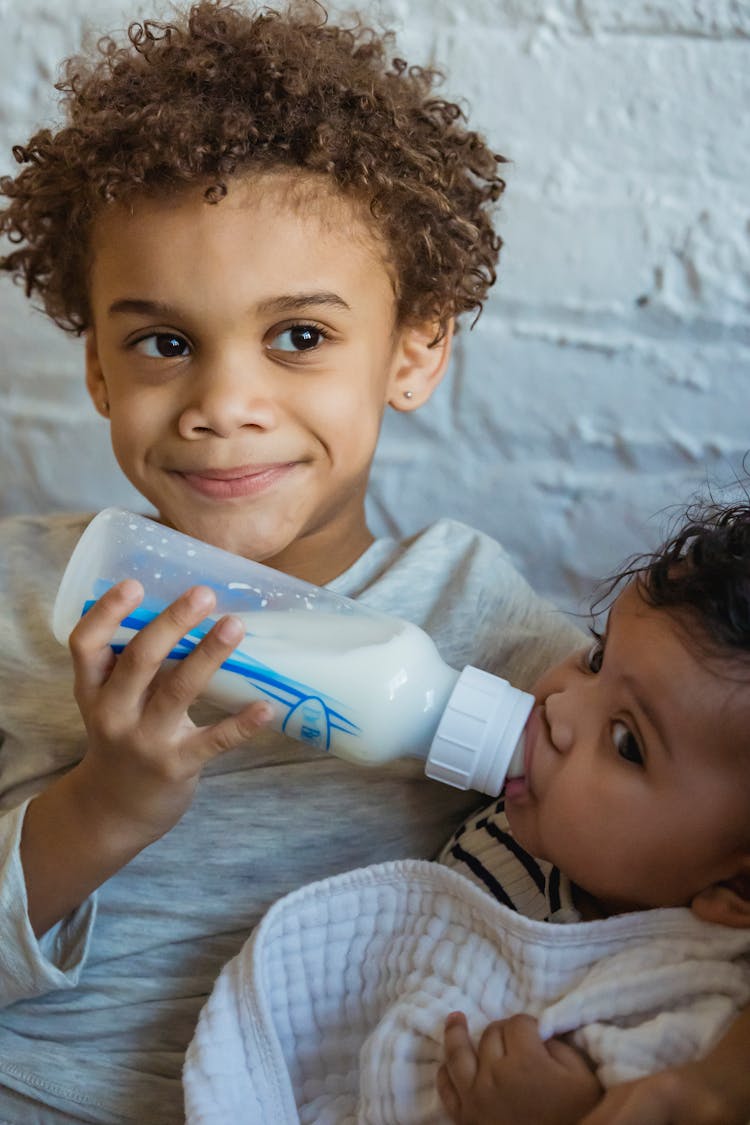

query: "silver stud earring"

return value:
[404, 390, 414, 400]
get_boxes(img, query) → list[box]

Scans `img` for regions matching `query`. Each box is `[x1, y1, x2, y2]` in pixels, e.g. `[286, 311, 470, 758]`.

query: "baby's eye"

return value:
[585, 637, 604, 673]
[612, 721, 644, 766]
[134, 333, 190, 359]
[268, 324, 326, 353]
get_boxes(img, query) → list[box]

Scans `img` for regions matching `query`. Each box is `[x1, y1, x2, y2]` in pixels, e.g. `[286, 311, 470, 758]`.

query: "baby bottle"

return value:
[52, 508, 533, 797]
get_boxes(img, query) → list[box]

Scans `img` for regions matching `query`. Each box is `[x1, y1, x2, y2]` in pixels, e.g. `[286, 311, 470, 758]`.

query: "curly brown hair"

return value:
[0, 0, 506, 336]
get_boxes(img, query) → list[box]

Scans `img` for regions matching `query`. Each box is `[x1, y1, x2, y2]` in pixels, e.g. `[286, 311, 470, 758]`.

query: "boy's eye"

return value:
[268, 324, 326, 353]
[134, 333, 190, 359]
[612, 721, 644, 766]
[585, 637, 604, 673]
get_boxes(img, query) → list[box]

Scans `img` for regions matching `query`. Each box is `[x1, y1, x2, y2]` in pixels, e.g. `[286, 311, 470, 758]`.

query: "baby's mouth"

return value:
[503, 706, 539, 802]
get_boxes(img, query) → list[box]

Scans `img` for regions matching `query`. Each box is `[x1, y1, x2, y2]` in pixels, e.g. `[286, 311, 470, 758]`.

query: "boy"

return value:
[182, 501, 750, 1125]
[0, 2, 746, 1122]
[0, 4, 579, 1122]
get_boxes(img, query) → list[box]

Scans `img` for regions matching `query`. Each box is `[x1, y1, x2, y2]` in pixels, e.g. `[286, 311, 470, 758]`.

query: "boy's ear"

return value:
[387, 318, 454, 412]
[690, 858, 750, 929]
[85, 331, 110, 418]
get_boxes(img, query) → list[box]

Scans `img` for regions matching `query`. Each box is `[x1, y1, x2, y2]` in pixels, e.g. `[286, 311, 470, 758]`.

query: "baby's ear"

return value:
[386, 318, 454, 412]
[690, 859, 750, 928]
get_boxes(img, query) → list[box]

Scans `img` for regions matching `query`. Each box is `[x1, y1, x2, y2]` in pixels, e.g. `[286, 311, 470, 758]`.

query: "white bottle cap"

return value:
[425, 665, 535, 796]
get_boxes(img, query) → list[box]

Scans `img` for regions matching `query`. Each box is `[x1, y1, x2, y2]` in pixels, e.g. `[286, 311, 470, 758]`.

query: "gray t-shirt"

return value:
[0, 512, 583, 1124]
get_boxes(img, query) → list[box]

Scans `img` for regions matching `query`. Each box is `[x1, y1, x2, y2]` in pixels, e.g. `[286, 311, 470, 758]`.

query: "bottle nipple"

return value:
[506, 728, 526, 780]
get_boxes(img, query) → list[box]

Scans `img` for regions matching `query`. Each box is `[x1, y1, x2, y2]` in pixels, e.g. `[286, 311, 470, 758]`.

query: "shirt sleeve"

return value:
[0, 799, 96, 1007]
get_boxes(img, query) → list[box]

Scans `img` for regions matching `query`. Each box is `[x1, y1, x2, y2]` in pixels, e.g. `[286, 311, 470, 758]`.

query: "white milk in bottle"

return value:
[201, 609, 459, 765]
[53, 508, 534, 797]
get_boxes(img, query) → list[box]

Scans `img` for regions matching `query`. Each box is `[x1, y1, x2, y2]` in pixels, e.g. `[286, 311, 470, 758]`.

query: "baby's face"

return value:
[505, 581, 750, 915]
[83, 171, 420, 583]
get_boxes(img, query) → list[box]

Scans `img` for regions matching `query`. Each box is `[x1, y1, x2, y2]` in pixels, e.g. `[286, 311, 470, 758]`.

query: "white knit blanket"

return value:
[183, 860, 750, 1124]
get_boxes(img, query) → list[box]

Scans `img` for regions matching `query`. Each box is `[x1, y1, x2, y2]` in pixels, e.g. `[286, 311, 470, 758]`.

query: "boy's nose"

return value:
[177, 364, 277, 439]
[543, 691, 575, 755]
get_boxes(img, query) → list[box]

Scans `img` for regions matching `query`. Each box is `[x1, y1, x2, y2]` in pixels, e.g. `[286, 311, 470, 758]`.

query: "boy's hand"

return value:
[69, 578, 272, 842]
[579, 1061, 749, 1125]
[437, 1011, 602, 1125]
[22, 579, 272, 937]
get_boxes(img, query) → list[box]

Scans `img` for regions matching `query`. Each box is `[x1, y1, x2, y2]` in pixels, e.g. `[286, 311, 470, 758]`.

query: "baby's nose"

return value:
[544, 692, 575, 755]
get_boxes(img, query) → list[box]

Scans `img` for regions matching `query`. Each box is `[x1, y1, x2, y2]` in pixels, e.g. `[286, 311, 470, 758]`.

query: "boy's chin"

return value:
[154, 508, 290, 561]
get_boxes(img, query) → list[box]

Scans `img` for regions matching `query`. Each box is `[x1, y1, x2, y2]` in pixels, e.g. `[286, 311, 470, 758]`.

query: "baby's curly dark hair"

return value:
[0, 0, 505, 336]
[597, 499, 750, 664]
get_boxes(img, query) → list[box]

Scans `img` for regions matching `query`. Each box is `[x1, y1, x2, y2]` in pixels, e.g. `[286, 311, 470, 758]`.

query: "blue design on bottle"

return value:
[82, 593, 360, 751]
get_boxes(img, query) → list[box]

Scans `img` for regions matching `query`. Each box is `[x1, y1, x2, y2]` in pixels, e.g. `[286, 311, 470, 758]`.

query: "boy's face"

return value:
[84, 173, 446, 582]
[505, 581, 750, 915]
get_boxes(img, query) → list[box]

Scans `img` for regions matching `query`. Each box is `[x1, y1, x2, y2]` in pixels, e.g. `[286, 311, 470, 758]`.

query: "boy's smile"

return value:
[506, 581, 750, 918]
[175, 462, 299, 501]
[84, 172, 449, 583]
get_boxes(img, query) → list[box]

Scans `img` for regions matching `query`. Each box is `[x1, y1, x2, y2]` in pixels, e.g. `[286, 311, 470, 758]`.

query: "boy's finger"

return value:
[187, 700, 275, 765]
[145, 613, 247, 727]
[97, 585, 217, 702]
[69, 579, 145, 696]
[443, 1011, 478, 1091]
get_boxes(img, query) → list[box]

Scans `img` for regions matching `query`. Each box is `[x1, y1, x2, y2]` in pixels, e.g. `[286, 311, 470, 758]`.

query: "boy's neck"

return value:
[269, 523, 376, 586]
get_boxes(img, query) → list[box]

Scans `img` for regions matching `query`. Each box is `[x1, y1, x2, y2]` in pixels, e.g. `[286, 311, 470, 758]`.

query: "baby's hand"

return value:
[437, 1011, 602, 1125]
[69, 579, 272, 842]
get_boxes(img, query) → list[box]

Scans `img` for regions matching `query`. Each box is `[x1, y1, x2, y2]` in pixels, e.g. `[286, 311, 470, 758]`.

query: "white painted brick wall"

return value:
[1, 0, 748, 613]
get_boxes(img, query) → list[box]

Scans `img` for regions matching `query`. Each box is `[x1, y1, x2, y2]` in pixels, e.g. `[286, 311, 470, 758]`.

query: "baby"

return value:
[437, 496, 750, 1124]
[184, 498, 750, 1125]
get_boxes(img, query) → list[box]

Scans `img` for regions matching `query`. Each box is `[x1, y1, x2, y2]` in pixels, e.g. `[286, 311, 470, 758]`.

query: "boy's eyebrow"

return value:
[108, 298, 177, 319]
[255, 292, 352, 315]
[107, 292, 351, 319]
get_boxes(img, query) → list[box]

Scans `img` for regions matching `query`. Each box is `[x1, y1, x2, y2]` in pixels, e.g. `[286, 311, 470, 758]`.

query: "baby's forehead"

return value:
[607, 578, 717, 649]
[600, 578, 648, 628]
[604, 581, 750, 717]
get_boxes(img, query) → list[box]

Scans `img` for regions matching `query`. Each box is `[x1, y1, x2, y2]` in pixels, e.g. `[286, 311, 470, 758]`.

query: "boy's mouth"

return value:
[175, 462, 299, 499]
